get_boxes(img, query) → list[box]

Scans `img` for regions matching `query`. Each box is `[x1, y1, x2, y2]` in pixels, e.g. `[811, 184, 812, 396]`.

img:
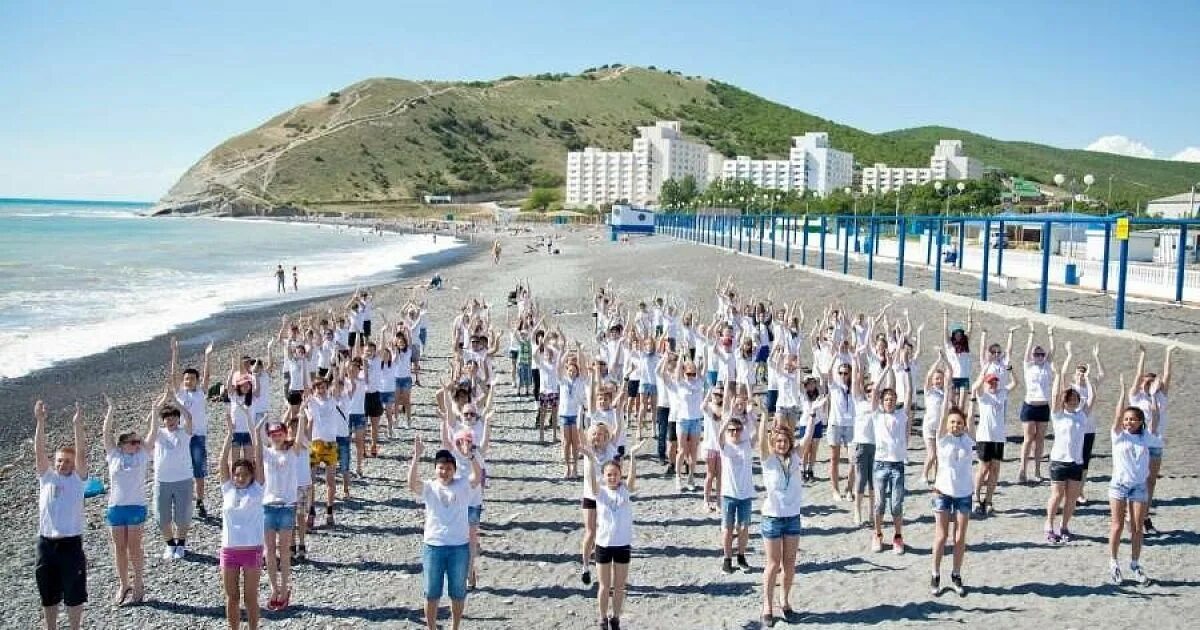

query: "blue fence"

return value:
[656, 212, 1200, 330]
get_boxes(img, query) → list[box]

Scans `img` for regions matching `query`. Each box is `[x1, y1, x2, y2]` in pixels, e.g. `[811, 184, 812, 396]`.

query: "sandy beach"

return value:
[1, 226, 1197, 629]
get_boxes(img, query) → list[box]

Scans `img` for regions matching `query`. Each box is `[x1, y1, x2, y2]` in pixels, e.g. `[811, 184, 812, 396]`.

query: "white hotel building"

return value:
[566, 123, 855, 207]
[720, 132, 853, 196]
[861, 139, 983, 194]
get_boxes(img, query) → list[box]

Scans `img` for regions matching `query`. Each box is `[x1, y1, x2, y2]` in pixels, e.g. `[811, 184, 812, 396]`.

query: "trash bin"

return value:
[1065, 263, 1079, 286]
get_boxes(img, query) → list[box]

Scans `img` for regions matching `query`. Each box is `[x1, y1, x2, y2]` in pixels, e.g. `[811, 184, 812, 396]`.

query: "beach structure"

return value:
[608, 203, 656, 239]
[861, 139, 983, 194]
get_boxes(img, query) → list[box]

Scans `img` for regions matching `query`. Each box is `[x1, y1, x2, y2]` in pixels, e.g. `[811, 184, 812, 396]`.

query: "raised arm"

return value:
[1161, 345, 1176, 393]
[169, 337, 180, 391]
[102, 394, 116, 452]
[1111, 374, 1128, 435]
[407, 436, 424, 494]
[202, 340, 215, 390]
[218, 429, 233, 484]
[1046, 326, 1056, 363]
[1091, 344, 1105, 387]
[33, 401, 50, 475]
[1132, 346, 1146, 397]
[977, 328, 989, 367]
[1023, 322, 1035, 363]
[467, 448, 483, 488]
[1052, 342, 1071, 414]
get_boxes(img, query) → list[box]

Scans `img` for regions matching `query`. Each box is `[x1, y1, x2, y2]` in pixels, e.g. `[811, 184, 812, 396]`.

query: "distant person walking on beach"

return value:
[292, 267, 298, 292]
[33, 400, 88, 630]
[492, 240, 502, 265]
[275, 265, 286, 293]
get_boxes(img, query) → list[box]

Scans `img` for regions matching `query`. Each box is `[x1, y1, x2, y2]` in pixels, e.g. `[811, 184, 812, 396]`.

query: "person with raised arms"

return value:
[582, 439, 648, 630]
[145, 385, 195, 561]
[33, 400, 88, 630]
[101, 393, 151, 606]
[440, 404, 492, 589]
[1128, 344, 1174, 536]
[1107, 374, 1154, 585]
[869, 364, 912, 554]
[217, 411, 266, 630]
[408, 435, 481, 630]
[930, 401, 974, 598]
[259, 408, 308, 612]
[168, 337, 214, 519]
[718, 386, 758, 575]
[757, 400, 816, 626]
[1045, 342, 1091, 544]
[970, 355, 1016, 517]
[579, 419, 621, 587]
[919, 352, 949, 486]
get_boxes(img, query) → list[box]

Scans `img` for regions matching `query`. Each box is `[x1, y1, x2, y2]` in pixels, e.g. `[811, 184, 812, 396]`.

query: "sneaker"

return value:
[581, 569, 592, 585]
[721, 557, 735, 574]
[871, 534, 884, 553]
[736, 554, 750, 570]
[609, 617, 621, 630]
[930, 574, 941, 597]
[852, 503, 863, 526]
[161, 546, 176, 561]
[1143, 518, 1159, 536]
[951, 574, 967, 597]
[599, 617, 610, 630]
[1109, 562, 1123, 585]
[1059, 528, 1074, 543]
[973, 502, 987, 517]
[173, 544, 186, 560]
[196, 502, 208, 520]
[1075, 496, 1088, 506]
[1132, 564, 1149, 586]
[665, 463, 675, 475]
[985, 502, 995, 516]
[892, 535, 905, 555]
[1045, 529, 1061, 544]
[832, 490, 843, 502]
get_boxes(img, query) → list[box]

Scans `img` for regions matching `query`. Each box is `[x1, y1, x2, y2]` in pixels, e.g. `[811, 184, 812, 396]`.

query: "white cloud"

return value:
[1171, 147, 1200, 163]
[1085, 135, 1156, 159]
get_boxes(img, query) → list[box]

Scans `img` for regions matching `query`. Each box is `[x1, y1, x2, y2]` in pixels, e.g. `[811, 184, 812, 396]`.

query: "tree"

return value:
[524, 187, 561, 212]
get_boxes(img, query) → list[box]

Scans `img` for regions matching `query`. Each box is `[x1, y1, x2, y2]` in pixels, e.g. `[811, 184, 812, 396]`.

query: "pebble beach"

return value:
[1, 226, 1197, 629]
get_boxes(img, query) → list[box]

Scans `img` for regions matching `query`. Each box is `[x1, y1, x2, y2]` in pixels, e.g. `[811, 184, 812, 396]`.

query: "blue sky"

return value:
[2, 0, 1198, 201]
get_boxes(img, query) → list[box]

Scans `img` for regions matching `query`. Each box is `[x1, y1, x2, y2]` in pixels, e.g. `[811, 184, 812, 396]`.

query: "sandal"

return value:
[114, 586, 132, 606]
[279, 588, 291, 611]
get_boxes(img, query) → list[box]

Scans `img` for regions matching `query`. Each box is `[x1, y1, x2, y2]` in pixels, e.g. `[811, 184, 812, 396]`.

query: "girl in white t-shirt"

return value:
[578, 420, 622, 588]
[1018, 323, 1056, 483]
[287, 410, 312, 563]
[756, 406, 816, 625]
[920, 354, 949, 486]
[101, 394, 151, 606]
[1107, 375, 1155, 586]
[1045, 342, 1091, 544]
[582, 439, 647, 630]
[441, 417, 491, 591]
[930, 405, 974, 597]
[718, 408, 758, 575]
[1129, 344, 1174, 537]
[217, 412, 265, 630]
[942, 306, 974, 409]
[259, 411, 308, 612]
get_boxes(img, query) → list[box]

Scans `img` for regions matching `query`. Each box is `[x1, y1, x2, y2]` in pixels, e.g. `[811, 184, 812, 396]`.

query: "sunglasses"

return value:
[837, 371, 850, 376]
[121, 439, 143, 446]
[685, 372, 697, 377]
[727, 427, 743, 432]
[1033, 353, 1046, 357]
[989, 349, 1001, 354]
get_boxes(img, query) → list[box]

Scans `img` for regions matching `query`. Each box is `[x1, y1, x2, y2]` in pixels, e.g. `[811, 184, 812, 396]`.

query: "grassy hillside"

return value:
[157, 66, 1200, 214]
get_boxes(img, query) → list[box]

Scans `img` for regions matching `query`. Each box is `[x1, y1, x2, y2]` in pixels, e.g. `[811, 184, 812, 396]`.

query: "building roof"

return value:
[1148, 192, 1200, 205]
[991, 211, 1107, 226]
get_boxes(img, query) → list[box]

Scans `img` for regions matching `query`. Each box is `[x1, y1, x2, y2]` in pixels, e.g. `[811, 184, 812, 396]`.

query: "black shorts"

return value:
[36, 536, 87, 607]
[365, 391, 384, 417]
[348, 332, 359, 349]
[595, 545, 631, 565]
[286, 390, 303, 406]
[318, 367, 329, 379]
[667, 421, 678, 443]
[581, 498, 597, 510]
[978, 441, 1005, 462]
[1049, 461, 1083, 482]
[625, 379, 640, 399]
[362, 320, 372, 338]
[1082, 432, 1096, 468]
[1020, 402, 1050, 422]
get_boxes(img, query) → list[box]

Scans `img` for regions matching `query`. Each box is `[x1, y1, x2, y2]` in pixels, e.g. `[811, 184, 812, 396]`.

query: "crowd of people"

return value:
[30, 273, 1177, 630]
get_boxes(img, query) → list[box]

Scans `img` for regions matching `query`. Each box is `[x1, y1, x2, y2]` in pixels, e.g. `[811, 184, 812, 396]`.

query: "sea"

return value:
[0, 198, 459, 380]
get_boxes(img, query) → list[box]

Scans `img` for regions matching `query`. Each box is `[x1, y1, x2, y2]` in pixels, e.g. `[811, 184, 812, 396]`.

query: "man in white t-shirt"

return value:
[33, 400, 88, 630]
[169, 337, 213, 518]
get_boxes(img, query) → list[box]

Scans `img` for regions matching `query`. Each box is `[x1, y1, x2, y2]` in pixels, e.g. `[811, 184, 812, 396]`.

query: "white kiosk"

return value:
[610, 204, 656, 240]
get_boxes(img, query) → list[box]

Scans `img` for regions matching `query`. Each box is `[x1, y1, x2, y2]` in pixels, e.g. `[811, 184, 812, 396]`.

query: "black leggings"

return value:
[532, 368, 541, 399]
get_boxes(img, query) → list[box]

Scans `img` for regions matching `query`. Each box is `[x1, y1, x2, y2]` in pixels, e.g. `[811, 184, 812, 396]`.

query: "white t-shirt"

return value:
[720, 441, 756, 500]
[1072, 383, 1097, 433]
[38, 470, 85, 538]
[422, 478, 471, 546]
[1129, 391, 1168, 447]
[154, 426, 194, 483]
[935, 433, 976, 498]
[827, 381, 855, 427]
[975, 390, 1007, 443]
[673, 377, 707, 419]
[366, 357, 386, 393]
[262, 446, 299, 505]
[1050, 410, 1087, 464]
[851, 400, 875, 445]
[734, 354, 756, 387]
[946, 345, 971, 379]
[701, 408, 722, 453]
[872, 409, 909, 463]
[632, 351, 661, 387]
[221, 481, 265, 548]
[595, 485, 634, 547]
[251, 373, 271, 416]
[451, 451, 484, 507]
[107, 449, 149, 507]
[762, 452, 804, 517]
[394, 348, 414, 379]
[558, 376, 586, 417]
[1023, 360, 1052, 403]
[295, 444, 312, 486]
[1111, 430, 1151, 486]
[348, 375, 367, 415]
[228, 399, 252, 434]
[176, 387, 209, 436]
[285, 356, 308, 392]
[307, 396, 341, 442]
[922, 387, 946, 439]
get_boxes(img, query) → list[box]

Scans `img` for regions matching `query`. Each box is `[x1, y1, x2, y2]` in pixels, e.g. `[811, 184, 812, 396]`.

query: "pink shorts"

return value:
[220, 546, 263, 570]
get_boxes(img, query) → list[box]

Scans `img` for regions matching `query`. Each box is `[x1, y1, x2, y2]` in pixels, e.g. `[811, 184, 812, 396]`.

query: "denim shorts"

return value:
[232, 431, 252, 446]
[395, 376, 414, 392]
[336, 436, 351, 473]
[639, 383, 657, 396]
[722, 496, 752, 528]
[468, 505, 483, 525]
[796, 422, 825, 441]
[764, 390, 779, 414]
[106, 504, 148, 527]
[1109, 481, 1148, 503]
[826, 424, 854, 447]
[189, 435, 208, 479]
[760, 514, 801, 539]
[873, 461, 906, 517]
[677, 418, 703, 437]
[379, 391, 394, 405]
[349, 414, 367, 432]
[754, 346, 770, 363]
[423, 543, 469, 601]
[517, 364, 532, 386]
[931, 493, 972, 515]
[1149, 446, 1164, 459]
[264, 504, 296, 531]
[559, 415, 578, 427]
[854, 443, 876, 495]
[951, 377, 970, 391]
[706, 371, 719, 387]
[419, 329, 428, 346]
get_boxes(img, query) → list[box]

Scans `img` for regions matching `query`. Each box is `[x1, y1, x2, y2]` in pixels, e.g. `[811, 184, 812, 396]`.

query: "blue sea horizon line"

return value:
[0, 196, 153, 207]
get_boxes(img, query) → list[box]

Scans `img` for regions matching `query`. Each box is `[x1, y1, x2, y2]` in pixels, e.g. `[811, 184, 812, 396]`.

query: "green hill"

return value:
[155, 66, 1199, 214]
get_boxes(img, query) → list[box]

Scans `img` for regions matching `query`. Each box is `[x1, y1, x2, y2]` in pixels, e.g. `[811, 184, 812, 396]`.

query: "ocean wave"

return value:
[0, 233, 462, 380]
